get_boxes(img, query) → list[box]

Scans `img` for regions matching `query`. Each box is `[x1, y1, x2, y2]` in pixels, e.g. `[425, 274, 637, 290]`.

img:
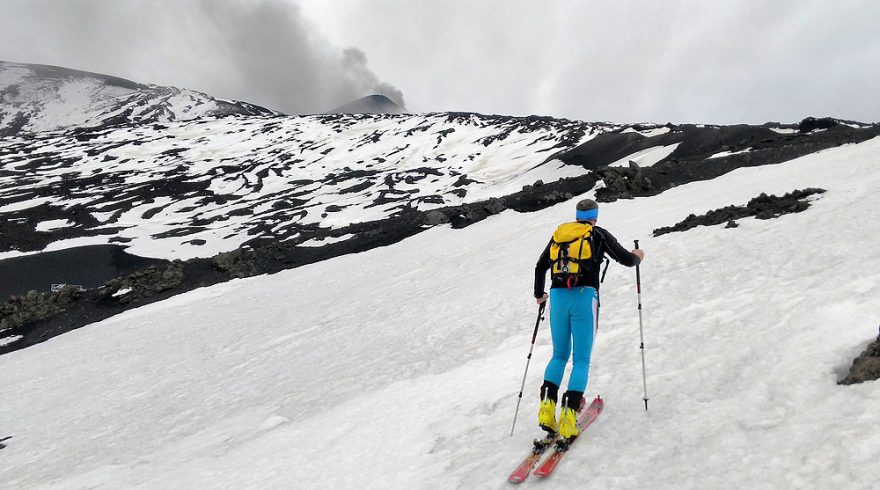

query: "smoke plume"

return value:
[0, 0, 405, 113]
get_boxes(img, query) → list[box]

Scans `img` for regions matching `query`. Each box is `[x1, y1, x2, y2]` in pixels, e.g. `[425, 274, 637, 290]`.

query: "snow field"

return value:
[607, 143, 681, 168]
[0, 113, 603, 261]
[0, 138, 878, 488]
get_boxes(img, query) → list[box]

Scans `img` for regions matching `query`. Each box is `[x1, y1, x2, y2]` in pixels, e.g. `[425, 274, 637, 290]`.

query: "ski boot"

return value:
[538, 397, 558, 435]
[558, 406, 579, 439]
[537, 381, 559, 435]
[556, 391, 584, 449]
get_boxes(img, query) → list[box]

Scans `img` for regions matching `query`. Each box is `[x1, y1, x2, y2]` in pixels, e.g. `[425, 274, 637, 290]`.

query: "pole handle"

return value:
[531, 302, 546, 343]
[634, 240, 642, 290]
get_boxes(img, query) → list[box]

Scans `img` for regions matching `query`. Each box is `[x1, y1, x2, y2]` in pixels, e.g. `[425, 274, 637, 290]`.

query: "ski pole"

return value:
[634, 240, 649, 411]
[510, 302, 546, 436]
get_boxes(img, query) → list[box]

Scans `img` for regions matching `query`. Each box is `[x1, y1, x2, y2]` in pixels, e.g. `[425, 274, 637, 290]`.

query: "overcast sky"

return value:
[2, 0, 878, 124]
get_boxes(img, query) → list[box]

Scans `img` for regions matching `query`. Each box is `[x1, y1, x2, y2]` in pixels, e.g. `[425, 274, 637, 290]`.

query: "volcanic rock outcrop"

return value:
[840, 331, 880, 385]
[652, 188, 827, 236]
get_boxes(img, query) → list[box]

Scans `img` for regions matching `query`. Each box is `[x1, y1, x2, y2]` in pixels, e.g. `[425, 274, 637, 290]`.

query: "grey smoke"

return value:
[340, 48, 406, 110]
[0, 0, 405, 114]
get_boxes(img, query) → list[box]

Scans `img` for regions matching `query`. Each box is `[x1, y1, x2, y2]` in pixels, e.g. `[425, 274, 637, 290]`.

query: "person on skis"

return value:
[533, 198, 644, 440]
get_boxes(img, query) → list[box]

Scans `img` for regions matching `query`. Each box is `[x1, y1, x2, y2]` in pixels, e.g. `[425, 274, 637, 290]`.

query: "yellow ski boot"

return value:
[538, 398, 558, 434]
[558, 406, 580, 439]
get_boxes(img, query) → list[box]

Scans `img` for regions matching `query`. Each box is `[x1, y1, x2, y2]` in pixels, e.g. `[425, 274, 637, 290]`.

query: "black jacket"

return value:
[534, 225, 640, 297]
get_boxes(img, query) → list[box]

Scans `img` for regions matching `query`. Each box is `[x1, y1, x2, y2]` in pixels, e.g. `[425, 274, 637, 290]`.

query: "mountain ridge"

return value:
[0, 60, 277, 135]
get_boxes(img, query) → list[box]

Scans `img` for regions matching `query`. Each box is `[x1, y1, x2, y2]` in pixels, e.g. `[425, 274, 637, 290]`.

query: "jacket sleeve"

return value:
[598, 228, 641, 267]
[534, 240, 552, 298]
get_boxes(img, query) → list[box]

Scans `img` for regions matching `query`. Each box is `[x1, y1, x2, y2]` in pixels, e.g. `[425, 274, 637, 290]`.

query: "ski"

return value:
[533, 395, 603, 478]
[507, 433, 558, 483]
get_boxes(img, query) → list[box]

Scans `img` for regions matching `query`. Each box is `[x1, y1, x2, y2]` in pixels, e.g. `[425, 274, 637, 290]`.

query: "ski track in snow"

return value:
[0, 138, 879, 488]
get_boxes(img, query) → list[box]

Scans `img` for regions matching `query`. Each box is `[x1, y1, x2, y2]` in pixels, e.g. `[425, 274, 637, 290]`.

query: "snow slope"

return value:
[607, 143, 681, 168]
[0, 136, 878, 488]
[0, 112, 607, 259]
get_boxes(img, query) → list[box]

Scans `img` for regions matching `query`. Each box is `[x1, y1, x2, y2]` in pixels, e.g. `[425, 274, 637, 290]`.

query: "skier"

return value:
[533, 199, 644, 439]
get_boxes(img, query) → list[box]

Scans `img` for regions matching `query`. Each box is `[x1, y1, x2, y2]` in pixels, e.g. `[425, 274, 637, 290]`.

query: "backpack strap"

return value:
[576, 234, 587, 260]
[600, 257, 611, 283]
[590, 227, 611, 284]
[561, 229, 594, 269]
[551, 238, 577, 273]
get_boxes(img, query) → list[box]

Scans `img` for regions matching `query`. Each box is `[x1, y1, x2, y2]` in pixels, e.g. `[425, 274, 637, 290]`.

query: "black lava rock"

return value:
[798, 117, 839, 133]
[653, 188, 826, 236]
[839, 333, 880, 385]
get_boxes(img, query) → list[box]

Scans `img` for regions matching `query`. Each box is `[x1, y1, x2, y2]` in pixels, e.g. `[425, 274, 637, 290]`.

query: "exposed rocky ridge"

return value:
[0, 286, 84, 338]
[97, 263, 185, 304]
[558, 121, 880, 203]
[839, 331, 880, 385]
[652, 188, 827, 236]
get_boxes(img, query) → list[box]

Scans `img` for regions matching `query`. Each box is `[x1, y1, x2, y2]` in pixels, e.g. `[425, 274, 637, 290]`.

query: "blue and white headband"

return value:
[576, 208, 599, 221]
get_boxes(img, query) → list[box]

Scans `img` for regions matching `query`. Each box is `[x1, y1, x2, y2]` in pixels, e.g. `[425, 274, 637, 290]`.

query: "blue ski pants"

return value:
[543, 286, 599, 393]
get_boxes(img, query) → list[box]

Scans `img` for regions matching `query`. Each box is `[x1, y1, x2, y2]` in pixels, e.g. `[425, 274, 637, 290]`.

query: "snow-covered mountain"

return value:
[0, 61, 275, 135]
[0, 133, 878, 488]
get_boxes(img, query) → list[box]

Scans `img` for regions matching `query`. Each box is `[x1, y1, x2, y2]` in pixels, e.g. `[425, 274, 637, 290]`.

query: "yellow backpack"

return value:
[550, 222, 594, 283]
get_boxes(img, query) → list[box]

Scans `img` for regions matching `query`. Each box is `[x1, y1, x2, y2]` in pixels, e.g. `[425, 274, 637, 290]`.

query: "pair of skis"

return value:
[508, 395, 603, 483]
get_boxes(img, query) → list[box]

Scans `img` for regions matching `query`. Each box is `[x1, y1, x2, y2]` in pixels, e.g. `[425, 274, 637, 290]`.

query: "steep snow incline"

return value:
[0, 61, 274, 135]
[0, 137, 878, 488]
[0, 113, 607, 259]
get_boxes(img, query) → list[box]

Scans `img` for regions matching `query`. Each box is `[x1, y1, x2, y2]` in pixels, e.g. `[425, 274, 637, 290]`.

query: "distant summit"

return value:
[329, 94, 407, 114]
[0, 61, 276, 135]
